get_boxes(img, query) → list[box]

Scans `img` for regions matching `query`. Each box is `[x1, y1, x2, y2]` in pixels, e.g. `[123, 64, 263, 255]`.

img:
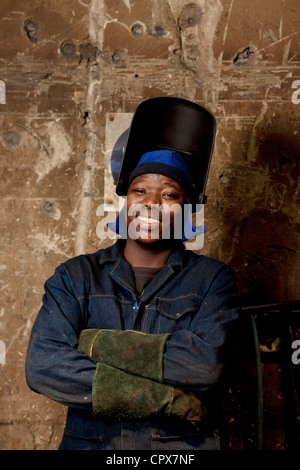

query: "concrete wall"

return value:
[0, 0, 299, 449]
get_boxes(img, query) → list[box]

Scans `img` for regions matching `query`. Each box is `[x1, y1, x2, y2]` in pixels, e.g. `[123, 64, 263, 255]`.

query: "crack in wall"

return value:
[74, 0, 105, 256]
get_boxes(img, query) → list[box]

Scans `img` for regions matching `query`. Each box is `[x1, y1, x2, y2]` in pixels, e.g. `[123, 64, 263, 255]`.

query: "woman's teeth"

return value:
[138, 216, 159, 225]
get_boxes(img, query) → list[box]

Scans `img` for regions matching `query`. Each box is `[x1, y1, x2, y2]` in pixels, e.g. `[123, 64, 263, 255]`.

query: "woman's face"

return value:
[126, 173, 185, 244]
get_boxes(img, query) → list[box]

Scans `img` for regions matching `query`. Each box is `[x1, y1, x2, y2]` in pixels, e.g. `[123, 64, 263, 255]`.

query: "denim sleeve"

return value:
[163, 264, 240, 393]
[25, 265, 96, 410]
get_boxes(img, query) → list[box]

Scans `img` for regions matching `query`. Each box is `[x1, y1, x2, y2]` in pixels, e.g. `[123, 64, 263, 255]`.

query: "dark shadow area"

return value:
[219, 131, 300, 449]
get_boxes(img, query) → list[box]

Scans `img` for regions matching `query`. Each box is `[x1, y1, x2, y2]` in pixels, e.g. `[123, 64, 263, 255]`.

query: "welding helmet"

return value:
[115, 96, 216, 209]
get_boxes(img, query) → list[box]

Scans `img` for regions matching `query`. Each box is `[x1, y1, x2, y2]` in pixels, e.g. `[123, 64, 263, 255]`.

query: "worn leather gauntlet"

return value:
[78, 328, 170, 382]
[78, 329, 207, 425]
[92, 362, 206, 425]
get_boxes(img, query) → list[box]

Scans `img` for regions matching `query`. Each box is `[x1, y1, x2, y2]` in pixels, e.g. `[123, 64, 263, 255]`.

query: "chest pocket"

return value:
[154, 294, 202, 320]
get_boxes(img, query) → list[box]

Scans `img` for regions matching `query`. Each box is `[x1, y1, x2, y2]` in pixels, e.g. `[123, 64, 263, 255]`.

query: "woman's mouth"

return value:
[137, 216, 160, 227]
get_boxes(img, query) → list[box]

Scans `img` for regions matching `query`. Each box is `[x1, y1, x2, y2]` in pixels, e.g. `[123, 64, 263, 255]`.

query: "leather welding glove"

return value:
[92, 362, 207, 426]
[78, 328, 170, 383]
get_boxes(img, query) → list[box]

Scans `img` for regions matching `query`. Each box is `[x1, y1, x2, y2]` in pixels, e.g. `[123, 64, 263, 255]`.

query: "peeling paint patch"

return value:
[0, 80, 5, 104]
[1, 130, 21, 149]
[34, 122, 72, 182]
[233, 46, 257, 65]
[121, 0, 131, 12]
[24, 18, 39, 44]
[178, 0, 223, 78]
[0, 340, 6, 365]
[41, 201, 61, 220]
[28, 231, 72, 258]
[178, 3, 202, 31]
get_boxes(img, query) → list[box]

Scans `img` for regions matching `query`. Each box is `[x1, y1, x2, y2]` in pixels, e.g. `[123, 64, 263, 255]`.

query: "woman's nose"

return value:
[142, 191, 161, 207]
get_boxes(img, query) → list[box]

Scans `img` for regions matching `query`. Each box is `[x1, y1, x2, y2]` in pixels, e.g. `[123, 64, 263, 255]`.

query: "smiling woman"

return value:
[120, 150, 192, 268]
[107, 149, 207, 267]
[126, 173, 185, 243]
[25, 98, 239, 451]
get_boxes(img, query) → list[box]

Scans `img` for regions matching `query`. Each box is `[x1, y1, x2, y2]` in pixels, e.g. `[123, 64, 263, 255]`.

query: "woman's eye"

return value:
[134, 189, 145, 194]
[163, 193, 178, 199]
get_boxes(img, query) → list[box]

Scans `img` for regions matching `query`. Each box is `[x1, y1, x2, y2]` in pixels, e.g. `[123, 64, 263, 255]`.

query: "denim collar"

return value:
[98, 239, 187, 301]
[98, 239, 186, 266]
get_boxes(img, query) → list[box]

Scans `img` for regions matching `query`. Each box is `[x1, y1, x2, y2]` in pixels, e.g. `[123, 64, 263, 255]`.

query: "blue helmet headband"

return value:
[128, 150, 192, 195]
[107, 150, 206, 242]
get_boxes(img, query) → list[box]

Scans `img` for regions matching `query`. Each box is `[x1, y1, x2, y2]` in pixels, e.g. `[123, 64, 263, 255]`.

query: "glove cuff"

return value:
[78, 329, 170, 382]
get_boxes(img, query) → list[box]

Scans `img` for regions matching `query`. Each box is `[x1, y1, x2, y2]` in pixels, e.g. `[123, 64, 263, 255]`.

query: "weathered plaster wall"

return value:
[0, 0, 299, 450]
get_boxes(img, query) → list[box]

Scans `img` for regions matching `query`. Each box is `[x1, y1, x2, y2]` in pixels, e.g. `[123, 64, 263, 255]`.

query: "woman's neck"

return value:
[123, 238, 173, 267]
